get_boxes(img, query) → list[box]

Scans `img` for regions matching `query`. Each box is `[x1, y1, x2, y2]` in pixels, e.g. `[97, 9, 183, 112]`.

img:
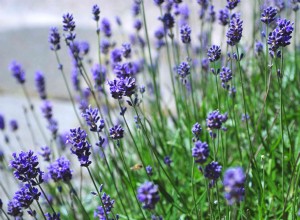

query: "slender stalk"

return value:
[36, 181, 56, 214]
[0, 207, 10, 220]
[29, 206, 38, 220]
[191, 159, 199, 218]
[35, 200, 47, 220]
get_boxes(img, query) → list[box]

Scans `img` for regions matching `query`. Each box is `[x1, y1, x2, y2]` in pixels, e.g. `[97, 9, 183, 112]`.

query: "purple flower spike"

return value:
[7, 199, 23, 218]
[226, 17, 243, 46]
[92, 5, 100, 21]
[207, 45, 221, 62]
[109, 124, 124, 140]
[48, 27, 61, 51]
[39, 146, 51, 162]
[218, 9, 229, 26]
[101, 18, 112, 38]
[67, 128, 92, 167]
[192, 141, 209, 164]
[9, 61, 26, 84]
[261, 7, 277, 24]
[35, 71, 47, 100]
[81, 106, 104, 132]
[14, 184, 41, 209]
[180, 25, 191, 44]
[226, 0, 240, 10]
[48, 157, 72, 182]
[0, 114, 4, 130]
[204, 161, 222, 180]
[137, 181, 160, 209]
[223, 167, 246, 205]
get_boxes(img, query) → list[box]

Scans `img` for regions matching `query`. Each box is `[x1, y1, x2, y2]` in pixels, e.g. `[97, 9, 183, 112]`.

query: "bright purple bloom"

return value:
[197, 0, 209, 9]
[9, 61, 26, 84]
[62, 13, 75, 32]
[204, 161, 222, 180]
[226, 0, 240, 10]
[14, 184, 41, 208]
[0, 114, 4, 130]
[35, 71, 47, 100]
[223, 167, 246, 205]
[92, 64, 106, 91]
[146, 165, 153, 176]
[100, 39, 110, 54]
[45, 213, 61, 220]
[255, 41, 264, 54]
[154, 27, 165, 40]
[134, 19, 143, 31]
[207, 45, 221, 62]
[10, 150, 43, 184]
[110, 49, 122, 64]
[192, 122, 202, 138]
[10, 119, 18, 132]
[108, 79, 124, 99]
[101, 18, 112, 37]
[261, 7, 277, 24]
[161, 13, 175, 29]
[7, 199, 23, 218]
[92, 5, 100, 21]
[177, 61, 190, 83]
[48, 157, 72, 182]
[71, 68, 80, 91]
[67, 128, 92, 167]
[48, 27, 61, 51]
[82, 106, 105, 132]
[206, 110, 228, 130]
[39, 146, 51, 162]
[109, 124, 124, 140]
[132, 2, 141, 16]
[219, 67, 233, 89]
[226, 17, 243, 46]
[180, 25, 191, 44]
[137, 181, 160, 210]
[192, 141, 209, 164]
[164, 156, 172, 166]
[154, 0, 164, 6]
[122, 43, 131, 58]
[41, 100, 53, 120]
[218, 9, 229, 26]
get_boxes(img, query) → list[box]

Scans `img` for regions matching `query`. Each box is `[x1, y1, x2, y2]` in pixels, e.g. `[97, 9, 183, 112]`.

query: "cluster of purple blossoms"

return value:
[0, 114, 4, 130]
[180, 25, 191, 44]
[9, 61, 26, 84]
[192, 122, 202, 140]
[164, 156, 172, 167]
[226, 17, 243, 46]
[261, 6, 277, 24]
[41, 100, 58, 137]
[255, 41, 264, 54]
[207, 45, 221, 62]
[268, 18, 294, 55]
[92, 4, 100, 21]
[10, 119, 18, 132]
[101, 18, 112, 38]
[10, 150, 43, 185]
[204, 161, 222, 186]
[35, 71, 47, 100]
[39, 146, 51, 162]
[92, 64, 106, 91]
[177, 61, 190, 83]
[82, 106, 105, 132]
[161, 13, 175, 29]
[192, 141, 209, 164]
[62, 13, 76, 41]
[48, 157, 72, 182]
[137, 181, 160, 210]
[111, 48, 122, 64]
[48, 27, 61, 51]
[45, 212, 61, 220]
[206, 110, 228, 138]
[100, 39, 111, 54]
[146, 165, 153, 176]
[7, 199, 23, 218]
[108, 77, 136, 99]
[13, 184, 41, 209]
[122, 43, 131, 59]
[132, 2, 141, 16]
[67, 128, 92, 167]
[134, 19, 143, 31]
[218, 9, 229, 26]
[113, 62, 141, 79]
[109, 124, 124, 140]
[94, 186, 115, 220]
[219, 66, 233, 89]
[223, 167, 246, 205]
[226, 0, 240, 10]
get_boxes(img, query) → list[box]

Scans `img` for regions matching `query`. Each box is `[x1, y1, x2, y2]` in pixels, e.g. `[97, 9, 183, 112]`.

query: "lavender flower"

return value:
[10, 150, 43, 184]
[137, 181, 160, 209]
[35, 71, 47, 100]
[14, 184, 41, 208]
[48, 157, 72, 182]
[197, 0, 209, 9]
[108, 79, 124, 99]
[132, 2, 141, 16]
[192, 122, 202, 138]
[45, 213, 61, 220]
[82, 106, 105, 132]
[91, 64, 106, 92]
[177, 61, 190, 80]
[180, 25, 191, 44]
[206, 110, 228, 130]
[146, 165, 153, 176]
[161, 13, 175, 29]
[164, 156, 172, 166]
[226, 17, 243, 46]
[204, 161, 222, 180]
[218, 9, 229, 26]
[9, 119, 18, 132]
[0, 114, 4, 130]
[9, 61, 26, 84]
[226, 0, 240, 10]
[192, 141, 209, 164]
[62, 13, 75, 32]
[110, 49, 122, 64]
[154, 27, 165, 40]
[100, 39, 110, 54]
[109, 124, 124, 140]
[48, 27, 61, 51]
[39, 146, 51, 162]
[122, 43, 131, 58]
[41, 100, 53, 120]
[134, 19, 143, 31]
[255, 41, 264, 54]
[7, 199, 23, 218]
[219, 67, 233, 89]
[154, 0, 164, 6]
[268, 18, 294, 54]
[92, 5, 100, 21]
[67, 128, 92, 167]
[207, 45, 221, 62]
[223, 167, 246, 205]
[261, 7, 277, 24]
[101, 18, 112, 37]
